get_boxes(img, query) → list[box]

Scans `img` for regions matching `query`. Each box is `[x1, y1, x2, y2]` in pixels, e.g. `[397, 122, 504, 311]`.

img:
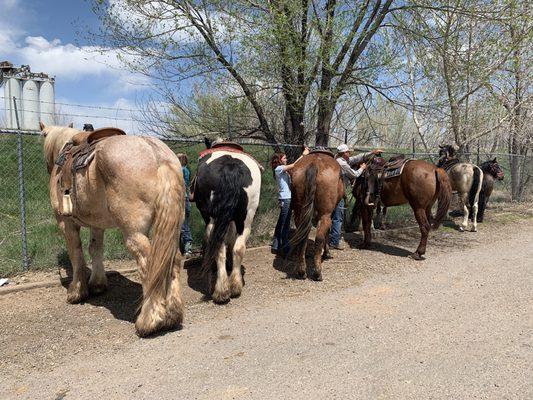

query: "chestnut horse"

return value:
[41, 123, 185, 337]
[288, 152, 344, 280]
[355, 158, 452, 260]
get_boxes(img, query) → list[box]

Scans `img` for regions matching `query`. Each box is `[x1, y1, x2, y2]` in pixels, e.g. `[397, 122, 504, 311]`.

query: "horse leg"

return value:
[291, 207, 307, 279]
[358, 206, 373, 249]
[229, 227, 250, 298]
[58, 217, 89, 304]
[459, 193, 469, 232]
[124, 232, 151, 283]
[212, 244, 230, 304]
[471, 200, 479, 232]
[312, 214, 332, 281]
[412, 208, 430, 260]
[88, 227, 107, 295]
[322, 230, 332, 260]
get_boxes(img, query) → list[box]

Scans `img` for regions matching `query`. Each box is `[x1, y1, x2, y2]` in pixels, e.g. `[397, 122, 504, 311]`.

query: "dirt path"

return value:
[1, 207, 532, 399]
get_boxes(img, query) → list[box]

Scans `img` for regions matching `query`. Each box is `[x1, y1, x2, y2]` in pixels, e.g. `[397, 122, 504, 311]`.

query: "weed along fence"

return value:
[0, 129, 530, 275]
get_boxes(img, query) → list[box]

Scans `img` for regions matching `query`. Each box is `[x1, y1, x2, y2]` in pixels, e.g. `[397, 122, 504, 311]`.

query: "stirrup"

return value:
[61, 193, 73, 216]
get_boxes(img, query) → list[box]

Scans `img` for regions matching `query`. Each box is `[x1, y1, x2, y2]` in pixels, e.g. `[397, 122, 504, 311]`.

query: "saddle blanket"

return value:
[383, 159, 412, 179]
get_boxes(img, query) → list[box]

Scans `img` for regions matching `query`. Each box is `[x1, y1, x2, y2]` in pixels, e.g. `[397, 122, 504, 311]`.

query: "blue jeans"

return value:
[329, 198, 345, 246]
[271, 199, 292, 253]
[181, 197, 192, 248]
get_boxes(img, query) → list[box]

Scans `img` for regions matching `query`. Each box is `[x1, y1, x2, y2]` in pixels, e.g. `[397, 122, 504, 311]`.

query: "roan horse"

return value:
[355, 157, 452, 260]
[41, 123, 185, 337]
[476, 158, 504, 222]
[193, 139, 262, 304]
[288, 151, 344, 280]
[437, 145, 484, 232]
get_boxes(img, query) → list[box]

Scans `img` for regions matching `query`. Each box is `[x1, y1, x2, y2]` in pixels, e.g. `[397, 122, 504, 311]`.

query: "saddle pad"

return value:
[383, 159, 412, 179]
[198, 147, 264, 172]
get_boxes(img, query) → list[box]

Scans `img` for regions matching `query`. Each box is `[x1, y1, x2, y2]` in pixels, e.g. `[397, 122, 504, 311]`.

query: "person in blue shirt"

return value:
[177, 153, 193, 256]
[270, 146, 309, 256]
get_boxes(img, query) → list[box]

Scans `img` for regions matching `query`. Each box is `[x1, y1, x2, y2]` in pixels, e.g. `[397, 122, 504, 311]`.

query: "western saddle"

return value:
[364, 154, 413, 206]
[55, 127, 126, 216]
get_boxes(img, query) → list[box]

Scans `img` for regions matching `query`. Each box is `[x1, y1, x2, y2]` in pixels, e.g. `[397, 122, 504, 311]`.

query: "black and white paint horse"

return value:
[437, 144, 484, 232]
[194, 138, 262, 304]
[476, 158, 504, 223]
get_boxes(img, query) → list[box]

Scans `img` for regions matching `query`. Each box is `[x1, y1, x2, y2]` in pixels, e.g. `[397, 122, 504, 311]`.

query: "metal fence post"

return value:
[13, 97, 29, 270]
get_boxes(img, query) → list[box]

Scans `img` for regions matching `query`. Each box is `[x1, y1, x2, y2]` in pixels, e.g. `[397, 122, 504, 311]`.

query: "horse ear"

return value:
[492, 157, 497, 163]
[204, 137, 212, 149]
[68, 122, 74, 128]
[451, 143, 459, 151]
[39, 121, 45, 131]
[438, 144, 444, 149]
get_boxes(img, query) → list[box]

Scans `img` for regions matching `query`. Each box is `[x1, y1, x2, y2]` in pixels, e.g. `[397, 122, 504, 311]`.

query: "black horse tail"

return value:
[468, 166, 483, 210]
[432, 168, 452, 229]
[289, 163, 317, 255]
[476, 175, 488, 222]
[201, 167, 240, 276]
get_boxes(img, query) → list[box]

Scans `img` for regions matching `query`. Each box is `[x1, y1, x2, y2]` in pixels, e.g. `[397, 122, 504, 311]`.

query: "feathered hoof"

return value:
[212, 290, 231, 304]
[409, 252, 425, 261]
[229, 282, 242, 299]
[66, 282, 89, 304]
[135, 308, 183, 338]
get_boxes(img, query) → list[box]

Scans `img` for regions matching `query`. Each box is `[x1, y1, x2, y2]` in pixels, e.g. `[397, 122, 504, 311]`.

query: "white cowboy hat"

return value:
[337, 144, 350, 153]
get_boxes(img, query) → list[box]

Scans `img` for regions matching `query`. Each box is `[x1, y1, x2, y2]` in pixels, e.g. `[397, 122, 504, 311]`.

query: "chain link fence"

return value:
[0, 129, 530, 275]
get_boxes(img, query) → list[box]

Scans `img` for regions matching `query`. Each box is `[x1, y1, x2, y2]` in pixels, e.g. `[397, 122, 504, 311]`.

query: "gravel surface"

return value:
[0, 204, 532, 399]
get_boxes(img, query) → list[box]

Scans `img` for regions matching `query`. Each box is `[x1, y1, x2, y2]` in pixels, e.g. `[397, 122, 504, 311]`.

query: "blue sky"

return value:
[1, 0, 150, 131]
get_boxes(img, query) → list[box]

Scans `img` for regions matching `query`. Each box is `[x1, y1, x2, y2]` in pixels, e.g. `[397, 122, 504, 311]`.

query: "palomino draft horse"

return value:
[355, 156, 452, 260]
[288, 151, 344, 280]
[194, 139, 262, 304]
[437, 145, 484, 232]
[477, 158, 504, 222]
[41, 123, 185, 337]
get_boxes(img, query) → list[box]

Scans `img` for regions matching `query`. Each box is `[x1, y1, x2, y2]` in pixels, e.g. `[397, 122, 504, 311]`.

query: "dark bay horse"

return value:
[288, 151, 344, 280]
[194, 140, 262, 303]
[355, 158, 452, 260]
[437, 145, 483, 232]
[476, 158, 504, 222]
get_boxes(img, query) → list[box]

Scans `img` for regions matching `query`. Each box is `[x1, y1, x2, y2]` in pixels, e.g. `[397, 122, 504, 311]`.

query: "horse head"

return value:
[482, 157, 504, 180]
[437, 144, 457, 168]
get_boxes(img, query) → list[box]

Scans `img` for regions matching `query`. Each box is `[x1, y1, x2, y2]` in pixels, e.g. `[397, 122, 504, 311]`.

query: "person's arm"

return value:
[348, 149, 384, 167]
[283, 147, 310, 172]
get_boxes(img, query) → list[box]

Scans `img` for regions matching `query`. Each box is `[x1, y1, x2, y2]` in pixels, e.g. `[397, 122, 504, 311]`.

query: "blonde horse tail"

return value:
[136, 162, 184, 337]
[432, 168, 452, 230]
[289, 163, 317, 254]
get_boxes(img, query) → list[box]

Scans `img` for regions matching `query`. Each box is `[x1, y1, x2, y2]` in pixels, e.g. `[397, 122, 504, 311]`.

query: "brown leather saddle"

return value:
[309, 148, 334, 157]
[54, 127, 126, 215]
[364, 155, 413, 206]
[382, 154, 411, 179]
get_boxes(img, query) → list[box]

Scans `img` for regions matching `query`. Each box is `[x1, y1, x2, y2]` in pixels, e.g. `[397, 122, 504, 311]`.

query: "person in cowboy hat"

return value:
[330, 143, 383, 250]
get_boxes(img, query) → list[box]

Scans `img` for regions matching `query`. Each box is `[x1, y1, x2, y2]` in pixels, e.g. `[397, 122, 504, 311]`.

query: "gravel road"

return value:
[1, 209, 532, 399]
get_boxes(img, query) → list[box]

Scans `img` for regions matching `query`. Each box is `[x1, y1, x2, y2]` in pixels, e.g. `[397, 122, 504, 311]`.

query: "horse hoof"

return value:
[409, 252, 425, 261]
[322, 252, 333, 260]
[358, 242, 370, 250]
[311, 271, 323, 282]
[471, 228, 477, 233]
[458, 226, 465, 232]
[212, 290, 231, 304]
[66, 283, 89, 304]
[294, 270, 306, 280]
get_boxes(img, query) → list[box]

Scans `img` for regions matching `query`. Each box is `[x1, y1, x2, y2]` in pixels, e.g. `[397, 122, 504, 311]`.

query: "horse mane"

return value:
[43, 125, 79, 172]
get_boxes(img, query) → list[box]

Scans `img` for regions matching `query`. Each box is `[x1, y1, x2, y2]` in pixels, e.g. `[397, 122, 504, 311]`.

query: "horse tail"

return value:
[432, 168, 452, 229]
[468, 166, 483, 209]
[136, 161, 184, 337]
[477, 176, 488, 220]
[289, 163, 318, 253]
[201, 165, 241, 277]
